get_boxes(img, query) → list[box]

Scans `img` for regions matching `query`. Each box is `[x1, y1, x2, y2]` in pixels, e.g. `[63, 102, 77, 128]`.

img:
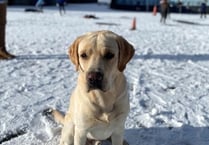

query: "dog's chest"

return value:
[86, 110, 124, 140]
[87, 114, 118, 140]
[96, 111, 115, 123]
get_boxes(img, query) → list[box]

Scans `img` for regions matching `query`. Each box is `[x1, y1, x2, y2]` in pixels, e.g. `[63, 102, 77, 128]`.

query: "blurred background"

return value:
[7, 0, 209, 13]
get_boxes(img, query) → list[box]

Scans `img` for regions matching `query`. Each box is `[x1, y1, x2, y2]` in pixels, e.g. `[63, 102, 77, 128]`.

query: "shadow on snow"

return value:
[125, 125, 209, 145]
[135, 54, 209, 62]
[1, 124, 208, 145]
[15, 54, 69, 60]
[173, 19, 209, 26]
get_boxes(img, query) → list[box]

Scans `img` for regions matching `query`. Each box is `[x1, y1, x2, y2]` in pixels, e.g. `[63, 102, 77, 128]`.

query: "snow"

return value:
[1, 3, 209, 145]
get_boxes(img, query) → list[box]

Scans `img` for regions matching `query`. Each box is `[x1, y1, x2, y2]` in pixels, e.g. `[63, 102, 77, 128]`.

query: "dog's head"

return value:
[69, 30, 134, 92]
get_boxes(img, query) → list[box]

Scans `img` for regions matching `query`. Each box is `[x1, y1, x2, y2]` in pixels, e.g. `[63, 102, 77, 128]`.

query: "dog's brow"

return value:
[102, 47, 114, 54]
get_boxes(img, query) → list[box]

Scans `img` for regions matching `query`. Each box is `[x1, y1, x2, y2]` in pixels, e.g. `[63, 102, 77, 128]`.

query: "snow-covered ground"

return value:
[1, 3, 209, 145]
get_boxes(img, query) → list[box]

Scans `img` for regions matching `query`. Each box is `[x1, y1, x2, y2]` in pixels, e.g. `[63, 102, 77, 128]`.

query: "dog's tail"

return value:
[42, 108, 65, 125]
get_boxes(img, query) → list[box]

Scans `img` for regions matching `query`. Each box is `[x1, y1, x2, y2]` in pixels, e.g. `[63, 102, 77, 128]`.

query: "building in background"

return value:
[7, 0, 97, 5]
[111, 0, 209, 13]
[69, 0, 97, 3]
[6, 0, 209, 13]
[111, 0, 159, 11]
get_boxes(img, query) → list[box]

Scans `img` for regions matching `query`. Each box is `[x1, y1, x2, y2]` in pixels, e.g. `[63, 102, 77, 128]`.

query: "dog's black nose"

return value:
[87, 72, 103, 90]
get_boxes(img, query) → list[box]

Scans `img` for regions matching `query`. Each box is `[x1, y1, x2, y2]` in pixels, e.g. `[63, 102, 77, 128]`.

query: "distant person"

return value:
[0, 0, 15, 59]
[160, 0, 169, 23]
[186, 2, 190, 13]
[177, 0, 183, 13]
[56, 0, 66, 15]
[136, 1, 140, 11]
[35, 0, 45, 12]
[200, 1, 207, 18]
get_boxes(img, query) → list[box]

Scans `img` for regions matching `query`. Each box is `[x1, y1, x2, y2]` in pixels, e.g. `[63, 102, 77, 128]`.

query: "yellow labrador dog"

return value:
[49, 30, 134, 145]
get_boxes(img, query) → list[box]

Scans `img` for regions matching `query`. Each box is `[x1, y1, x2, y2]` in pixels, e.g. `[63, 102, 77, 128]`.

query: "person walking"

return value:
[160, 0, 169, 24]
[35, 0, 45, 12]
[56, 0, 66, 15]
[0, 0, 15, 59]
[200, 0, 207, 18]
[177, 0, 183, 13]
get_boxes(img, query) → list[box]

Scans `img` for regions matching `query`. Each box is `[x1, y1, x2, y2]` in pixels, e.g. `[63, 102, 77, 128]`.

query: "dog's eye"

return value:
[104, 52, 114, 60]
[80, 53, 87, 59]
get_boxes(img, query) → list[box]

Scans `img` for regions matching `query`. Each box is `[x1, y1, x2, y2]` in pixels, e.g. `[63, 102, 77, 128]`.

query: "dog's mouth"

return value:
[88, 83, 104, 92]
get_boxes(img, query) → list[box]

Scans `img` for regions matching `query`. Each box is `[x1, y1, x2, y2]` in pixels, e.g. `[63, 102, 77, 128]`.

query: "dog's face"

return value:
[69, 30, 134, 92]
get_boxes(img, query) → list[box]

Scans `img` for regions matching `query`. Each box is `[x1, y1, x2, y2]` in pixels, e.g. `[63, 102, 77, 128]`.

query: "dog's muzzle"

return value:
[87, 71, 104, 91]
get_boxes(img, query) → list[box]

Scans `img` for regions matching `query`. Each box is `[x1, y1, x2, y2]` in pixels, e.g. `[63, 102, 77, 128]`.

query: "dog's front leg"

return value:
[111, 128, 124, 145]
[74, 127, 87, 145]
[59, 122, 74, 145]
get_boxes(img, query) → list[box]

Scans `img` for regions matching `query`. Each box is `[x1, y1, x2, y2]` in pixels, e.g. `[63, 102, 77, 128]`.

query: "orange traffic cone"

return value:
[130, 17, 136, 30]
[153, 5, 157, 16]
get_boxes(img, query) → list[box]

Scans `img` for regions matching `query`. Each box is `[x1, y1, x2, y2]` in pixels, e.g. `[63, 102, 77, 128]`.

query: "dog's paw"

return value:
[94, 141, 102, 145]
[86, 139, 102, 145]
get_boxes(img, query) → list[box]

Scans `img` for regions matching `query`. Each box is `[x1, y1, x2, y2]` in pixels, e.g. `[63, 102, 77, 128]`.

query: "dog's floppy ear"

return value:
[117, 36, 135, 72]
[69, 36, 83, 71]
